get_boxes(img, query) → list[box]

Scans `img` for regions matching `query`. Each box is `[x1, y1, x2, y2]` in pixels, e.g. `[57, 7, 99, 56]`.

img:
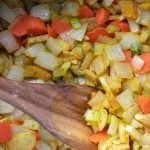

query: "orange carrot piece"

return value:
[11, 15, 47, 37]
[6, 119, 24, 125]
[123, 50, 132, 63]
[96, 8, 110, 25]
[87, 27, 112, 43]
[32, 146, 38, 150]
[111, 20, 130, 32]
[32, 131, 41, 141]
[89, 128, 108, 144]
[47, 25, 57, 38]
[138, 95, 150, 114]
[0, 122, 12, 144]
[136, 54, 150, 74]
[79, 5, 94, 18]
[51, 19, 72, 34]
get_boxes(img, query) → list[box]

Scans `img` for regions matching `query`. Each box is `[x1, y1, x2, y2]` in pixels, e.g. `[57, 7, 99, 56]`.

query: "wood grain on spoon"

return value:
[0, 78, 97, 150]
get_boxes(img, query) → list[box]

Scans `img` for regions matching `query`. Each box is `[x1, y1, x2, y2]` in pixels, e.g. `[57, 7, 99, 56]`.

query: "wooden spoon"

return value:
[0, 78, 97, 150]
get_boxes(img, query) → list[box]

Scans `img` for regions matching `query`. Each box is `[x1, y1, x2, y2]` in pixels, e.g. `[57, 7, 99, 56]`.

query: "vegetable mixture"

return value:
[0, 0, 150, 150]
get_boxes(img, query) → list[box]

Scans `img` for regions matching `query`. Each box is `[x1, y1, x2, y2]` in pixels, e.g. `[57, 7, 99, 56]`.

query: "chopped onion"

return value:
[25, 43, 46, 58]
[7, 65, 24, 81]
[0, 100, 15, 114]
[34, 52, 60, 71]
[12, 8, 27, 16]
[125, 125, 141, 141]
[0, 1, 16, 23]
[120, 33, 138, 50]
[108, 115, 119, 136]
[61, 1, 80, 17]
[36, 141, 51, 150]
[116, 89, 134, 110]
[131, 119, 143, 128]
[127, 19, 140, 33]
[140, 133, 150, 146]
[139, 9, 150, 26]
[0, 30, 20, 53]
[30, 4, 51, 21]
[106, 44, 126, 61]
[69, 23, 88, 41]
[132, 55, 145, 71]
[111, 62, 133, 79]
[102, 0, 114, 7]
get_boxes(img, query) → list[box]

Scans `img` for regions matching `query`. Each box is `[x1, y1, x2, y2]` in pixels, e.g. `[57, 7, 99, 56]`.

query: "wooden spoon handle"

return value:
[0, 78, 97, 150]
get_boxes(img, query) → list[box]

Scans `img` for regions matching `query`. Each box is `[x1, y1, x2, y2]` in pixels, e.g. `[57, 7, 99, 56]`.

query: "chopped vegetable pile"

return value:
[0, 0, 150, 150]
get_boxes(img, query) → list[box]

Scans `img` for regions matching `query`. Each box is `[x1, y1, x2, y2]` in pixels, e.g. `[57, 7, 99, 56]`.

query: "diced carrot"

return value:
[32, 131, 41, 141]
[138, 95, 150, 114]
[89, 128, 108, 144]
[11, 15, 47, 37]
[47, 25, 57, 38]
[32, 146, 38, 150]
[87, 27, 113, 43]
[136, 53, 150, 74]
[111, 20, 130, 32]
[6, 119, 24, 125]
[51, 19, 72, 35]
[79, 5, 94, 18]
[96, 8, 110, 25]
[0, 122, 12, 144]
[113, 0, 119, 4]
[123, 50, 132, 63]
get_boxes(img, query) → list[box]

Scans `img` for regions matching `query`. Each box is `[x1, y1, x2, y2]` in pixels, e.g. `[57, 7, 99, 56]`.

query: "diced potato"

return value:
[122, 78, 141, 93]
[119, 1, 138, 19]
[56, 39, 71, 52]
[24, 65, 51, 81]
[34, 52, 60, 71]
[27, 35, 48, 44]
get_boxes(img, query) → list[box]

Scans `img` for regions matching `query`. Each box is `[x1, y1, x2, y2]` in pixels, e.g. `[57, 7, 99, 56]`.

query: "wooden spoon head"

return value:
[0, 78, 97, 150]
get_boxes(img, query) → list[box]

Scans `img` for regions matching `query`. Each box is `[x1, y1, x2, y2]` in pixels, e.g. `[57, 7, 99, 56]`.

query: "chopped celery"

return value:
[122, 104, 140, 123]
[106, 24, 120, 34]
[116, 89, 134, 110]
[88, 91, 105, 107]
[107, 115, 119, 136]
[135, 113, 150, 126]
[98, 108, 108, 131]
[125, 125, 142, 141]
[131, 43, 142, 55]
[60, 61, 71, 76]
[84, 109, 101, 123]
[27, 35, 48, 44]
[119, 120, 129, 144]
[132, 141, 140, 150]
[70, 18, 81, 29]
